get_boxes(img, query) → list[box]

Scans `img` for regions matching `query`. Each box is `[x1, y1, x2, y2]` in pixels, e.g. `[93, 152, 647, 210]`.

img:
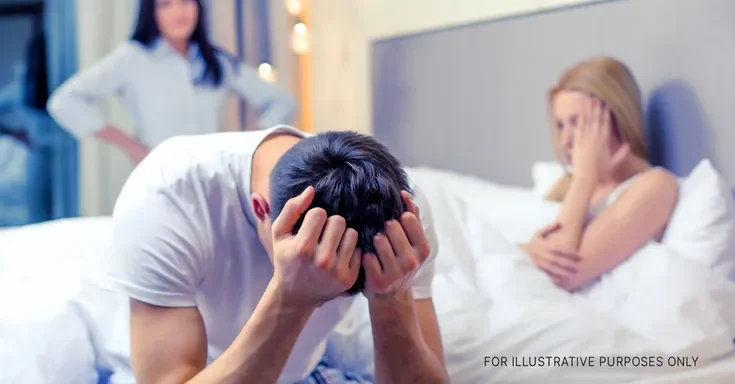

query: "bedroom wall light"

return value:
[257, 63, 276, 82]
[291, 22, 310, 54]
[285, 0, 303, 16]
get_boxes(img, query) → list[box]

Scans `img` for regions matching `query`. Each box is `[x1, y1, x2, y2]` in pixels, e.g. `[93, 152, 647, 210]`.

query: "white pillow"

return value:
[531, 161, 566, 197]
[662, 159, 735, 281]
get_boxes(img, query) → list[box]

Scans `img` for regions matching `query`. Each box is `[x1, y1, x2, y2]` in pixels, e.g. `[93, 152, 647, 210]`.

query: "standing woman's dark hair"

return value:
[131, 0, 223, 86]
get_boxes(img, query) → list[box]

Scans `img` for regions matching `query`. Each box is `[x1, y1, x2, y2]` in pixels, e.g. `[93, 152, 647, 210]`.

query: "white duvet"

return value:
[0, 217, 111, 384]
[328, 167, 735, 383]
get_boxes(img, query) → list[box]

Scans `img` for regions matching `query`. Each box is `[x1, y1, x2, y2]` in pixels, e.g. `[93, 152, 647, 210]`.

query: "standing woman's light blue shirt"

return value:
[47, 39, 297, 148]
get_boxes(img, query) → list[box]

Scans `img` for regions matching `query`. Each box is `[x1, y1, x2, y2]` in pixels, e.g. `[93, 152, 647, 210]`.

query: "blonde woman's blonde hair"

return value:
[545, 57, 649, 201]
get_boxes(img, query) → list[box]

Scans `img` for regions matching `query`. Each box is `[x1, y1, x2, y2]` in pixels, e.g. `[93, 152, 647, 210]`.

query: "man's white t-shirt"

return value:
[101, 125, 438, 383]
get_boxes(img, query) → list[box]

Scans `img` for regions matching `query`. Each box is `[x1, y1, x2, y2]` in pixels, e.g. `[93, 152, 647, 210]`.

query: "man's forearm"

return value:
[189, 280, 316, 384]
[551, 174, 597, 249]
[368, 291, 449, 384]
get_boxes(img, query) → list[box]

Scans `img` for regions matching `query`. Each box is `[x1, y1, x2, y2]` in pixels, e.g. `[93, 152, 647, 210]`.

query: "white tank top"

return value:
[587, 168, 656, 221]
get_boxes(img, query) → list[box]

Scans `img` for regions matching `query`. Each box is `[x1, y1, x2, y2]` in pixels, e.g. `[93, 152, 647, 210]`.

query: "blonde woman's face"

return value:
[551, 90, 618, 166]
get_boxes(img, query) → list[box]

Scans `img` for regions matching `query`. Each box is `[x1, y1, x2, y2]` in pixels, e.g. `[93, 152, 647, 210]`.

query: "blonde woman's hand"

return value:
[522, 223, 581, 286]
[572, 97, 629, 181]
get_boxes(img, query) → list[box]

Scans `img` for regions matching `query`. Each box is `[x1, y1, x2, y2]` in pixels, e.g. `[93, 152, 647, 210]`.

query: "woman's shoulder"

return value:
[637, 167, 679, 189]
[111, 40, 147, 55]
[621, 167, 679, 205]
[99, 40, 151, 64]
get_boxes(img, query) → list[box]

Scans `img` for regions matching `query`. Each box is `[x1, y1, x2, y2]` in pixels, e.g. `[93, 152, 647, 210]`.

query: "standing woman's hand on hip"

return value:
[96, 125, 150, 165]
[126, 140, 150, 164]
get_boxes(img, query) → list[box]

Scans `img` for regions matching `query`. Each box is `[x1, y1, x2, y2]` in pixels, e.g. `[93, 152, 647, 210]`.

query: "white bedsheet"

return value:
[0, 217, 112, 384]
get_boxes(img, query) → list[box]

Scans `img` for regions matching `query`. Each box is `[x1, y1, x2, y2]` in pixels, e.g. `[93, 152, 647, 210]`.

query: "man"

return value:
[102, 125, 448, 383]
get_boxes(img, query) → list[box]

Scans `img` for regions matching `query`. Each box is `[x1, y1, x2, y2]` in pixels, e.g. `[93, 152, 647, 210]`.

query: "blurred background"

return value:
[0, 0, 467, 224]
[1, 0, 733, 227]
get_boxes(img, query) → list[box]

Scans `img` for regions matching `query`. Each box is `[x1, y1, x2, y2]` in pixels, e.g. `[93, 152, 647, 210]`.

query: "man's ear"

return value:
[251, 193, 270, 222]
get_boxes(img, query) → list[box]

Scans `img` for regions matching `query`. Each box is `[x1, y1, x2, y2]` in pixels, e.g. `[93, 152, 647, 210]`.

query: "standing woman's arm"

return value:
[223, 58, 297, 129]
[47, 43, 149, 162]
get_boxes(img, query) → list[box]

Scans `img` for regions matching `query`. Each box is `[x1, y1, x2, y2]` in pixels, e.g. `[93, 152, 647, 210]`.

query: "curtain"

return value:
[238, 0, 273, 130]
[44, 0, 79, 219]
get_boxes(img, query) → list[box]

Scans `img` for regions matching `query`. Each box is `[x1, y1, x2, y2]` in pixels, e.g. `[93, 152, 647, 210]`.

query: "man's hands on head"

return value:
[270, 187, 430, 304]
[363, 191, 430, 300]
[270, 186, 363, 307]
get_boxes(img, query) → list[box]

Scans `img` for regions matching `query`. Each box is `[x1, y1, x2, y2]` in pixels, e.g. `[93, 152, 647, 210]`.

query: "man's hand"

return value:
[523, 222, 581, 286]
[363, 191, 431, 300]
[270, 186, 362, 306]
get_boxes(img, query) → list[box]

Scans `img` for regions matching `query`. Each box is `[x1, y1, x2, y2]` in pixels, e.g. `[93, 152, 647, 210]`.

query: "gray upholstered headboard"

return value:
[371, 0, 735, 194]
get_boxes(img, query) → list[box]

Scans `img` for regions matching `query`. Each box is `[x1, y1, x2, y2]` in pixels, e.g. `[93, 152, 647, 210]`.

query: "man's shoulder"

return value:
[115, 135, 237, 215]
[119, 126, 308, 210]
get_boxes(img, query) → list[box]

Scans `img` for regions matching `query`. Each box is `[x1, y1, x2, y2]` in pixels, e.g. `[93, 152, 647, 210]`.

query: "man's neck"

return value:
[250, 133, 303, 196]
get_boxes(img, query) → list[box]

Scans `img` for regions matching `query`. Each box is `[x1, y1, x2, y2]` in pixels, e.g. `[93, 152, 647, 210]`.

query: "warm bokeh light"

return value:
[284, 0, 303, 16]
[290, 22, 310, 54]
[257, 62, 276, 83]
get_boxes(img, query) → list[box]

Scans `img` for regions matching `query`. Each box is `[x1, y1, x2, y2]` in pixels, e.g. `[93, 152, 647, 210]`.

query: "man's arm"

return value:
[130, 280, 317, 384]
[368, 292, 449, 384]
[362, 190, 449, 384]
[124, 186, 364, 383]
[415, 298, 446, 366]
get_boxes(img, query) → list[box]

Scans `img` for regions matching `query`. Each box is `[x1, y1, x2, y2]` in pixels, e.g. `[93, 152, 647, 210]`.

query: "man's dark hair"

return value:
[269, 131, 412, 295]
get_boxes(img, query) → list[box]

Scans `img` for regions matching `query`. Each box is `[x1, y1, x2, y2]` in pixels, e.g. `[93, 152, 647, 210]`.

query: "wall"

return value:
[369, 0, 735, 188]
[308, 0, 603, 135]
[75, 0, 136, 217]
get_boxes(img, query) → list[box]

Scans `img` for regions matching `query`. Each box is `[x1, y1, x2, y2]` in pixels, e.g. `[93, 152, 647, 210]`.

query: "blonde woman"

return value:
[521, 57, 679, 292]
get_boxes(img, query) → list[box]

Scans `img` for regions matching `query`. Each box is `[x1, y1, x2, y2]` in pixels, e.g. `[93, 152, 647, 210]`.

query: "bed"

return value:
[2, 164, 734, 384]
[0, 216, 112, 384]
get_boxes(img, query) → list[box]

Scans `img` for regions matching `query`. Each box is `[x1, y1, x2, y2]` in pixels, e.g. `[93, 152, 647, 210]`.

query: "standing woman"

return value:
[47, 0, 296, 164]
